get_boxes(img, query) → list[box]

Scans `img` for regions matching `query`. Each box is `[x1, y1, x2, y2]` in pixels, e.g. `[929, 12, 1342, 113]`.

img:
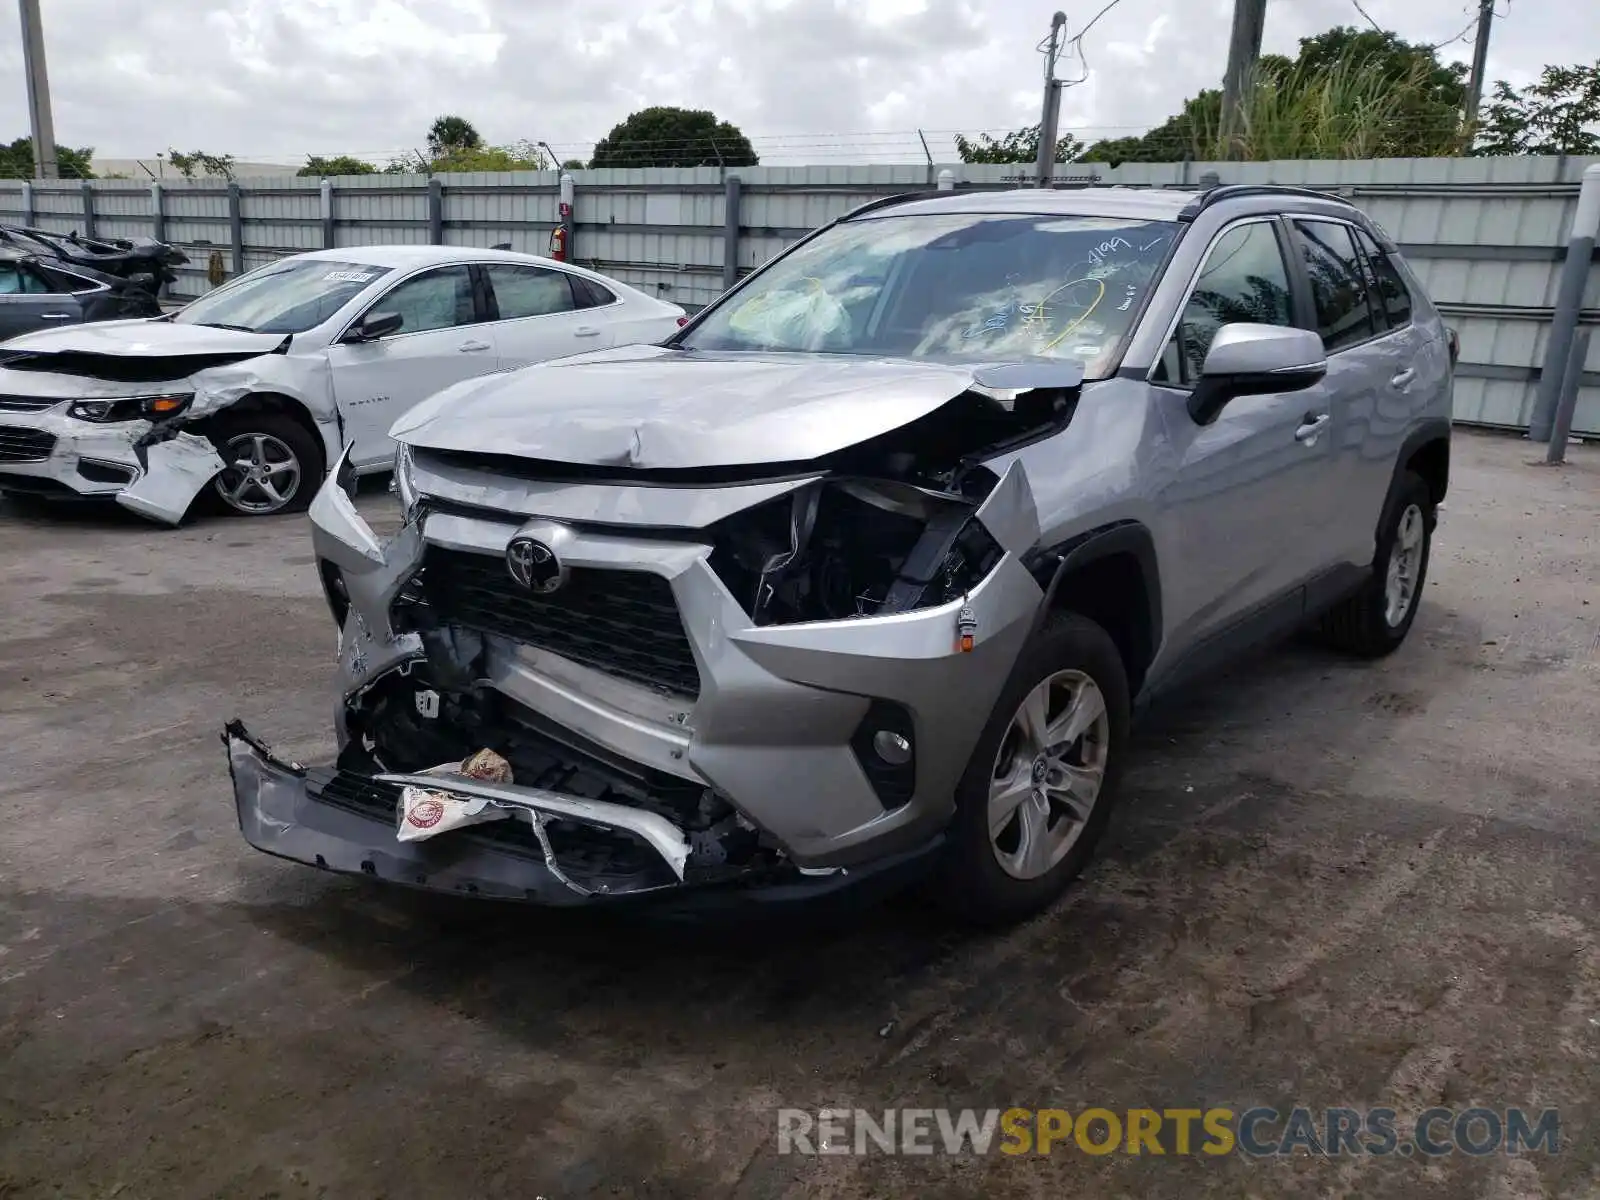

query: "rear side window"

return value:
[1354, 228, 1412, 330]
[0, 264, 53, 295]
[485, 264, 575, 319]
[1293, 220, 1376, 352]
[1155, 220, 1294, 386]
[571, 275, 616, 309]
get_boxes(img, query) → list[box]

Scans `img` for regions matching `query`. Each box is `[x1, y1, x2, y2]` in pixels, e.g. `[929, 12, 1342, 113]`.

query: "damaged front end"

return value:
[226, 360, 1074, 906]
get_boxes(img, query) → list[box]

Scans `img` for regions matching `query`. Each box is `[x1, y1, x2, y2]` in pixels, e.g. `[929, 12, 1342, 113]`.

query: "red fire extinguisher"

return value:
[547, 225, 568, 262]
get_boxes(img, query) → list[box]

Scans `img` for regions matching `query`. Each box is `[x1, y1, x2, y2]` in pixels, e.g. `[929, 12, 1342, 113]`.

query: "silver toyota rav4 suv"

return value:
[225, 183, 1454, 925]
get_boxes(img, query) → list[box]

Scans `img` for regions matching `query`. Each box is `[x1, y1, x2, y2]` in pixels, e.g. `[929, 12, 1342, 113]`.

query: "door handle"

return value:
[457, 340, 491, 352]
[574, 326, 601, 337]
[1294, 413, 1331, 443]
[40, 312, 74, 320]
[1391, 367, 1417, 387]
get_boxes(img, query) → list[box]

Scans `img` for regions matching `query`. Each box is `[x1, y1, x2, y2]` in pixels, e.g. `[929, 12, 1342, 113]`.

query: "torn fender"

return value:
[115, 432, 226, 525]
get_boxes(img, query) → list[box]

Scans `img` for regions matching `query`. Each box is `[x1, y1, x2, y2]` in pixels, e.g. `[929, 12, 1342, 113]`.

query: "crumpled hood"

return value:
[390, 345, 999, 469]
[1, 318, 288, 358]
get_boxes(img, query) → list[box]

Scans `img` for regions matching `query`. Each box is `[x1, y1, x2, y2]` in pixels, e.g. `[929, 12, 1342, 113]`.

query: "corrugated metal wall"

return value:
[1, 157, 1595, 434]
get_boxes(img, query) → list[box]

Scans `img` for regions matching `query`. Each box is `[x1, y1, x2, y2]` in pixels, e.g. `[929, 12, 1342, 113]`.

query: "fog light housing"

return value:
[872, 729, 912, 765]
[851, 700, 916, 808]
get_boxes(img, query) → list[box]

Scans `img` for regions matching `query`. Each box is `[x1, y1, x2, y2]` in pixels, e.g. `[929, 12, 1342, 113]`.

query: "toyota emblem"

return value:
[505, 535, 566, 594]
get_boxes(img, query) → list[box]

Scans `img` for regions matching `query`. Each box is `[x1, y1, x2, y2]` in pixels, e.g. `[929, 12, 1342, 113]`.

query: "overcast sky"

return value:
[0, 0, 1591, 167]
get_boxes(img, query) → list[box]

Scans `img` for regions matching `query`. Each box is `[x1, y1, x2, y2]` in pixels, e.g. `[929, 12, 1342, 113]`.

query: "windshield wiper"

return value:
[194, 322, 259, 332]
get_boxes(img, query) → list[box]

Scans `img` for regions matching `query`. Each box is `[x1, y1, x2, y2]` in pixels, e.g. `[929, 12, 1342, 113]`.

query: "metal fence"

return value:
[2, 156, 1596, 436]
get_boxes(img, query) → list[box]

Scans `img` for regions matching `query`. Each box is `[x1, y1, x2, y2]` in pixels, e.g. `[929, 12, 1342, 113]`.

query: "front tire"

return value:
[1320, 470, 1433, 657]
[209, 411, 322, 517]
[933, 612, 1130, 927]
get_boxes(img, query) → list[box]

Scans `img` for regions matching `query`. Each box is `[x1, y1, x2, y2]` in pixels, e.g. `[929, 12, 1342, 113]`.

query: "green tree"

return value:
[427, 115, 483, 157]
[589, 107, 757, 168]
[955, 125, 1085, 164]
[167, 149, 236, 179]
[1474, 62, 1600, 155]
[381, 139, 549, 176]
[298, 154, 378, 177]
[561, 158, 587, 171]
[0, 137, 95, 179]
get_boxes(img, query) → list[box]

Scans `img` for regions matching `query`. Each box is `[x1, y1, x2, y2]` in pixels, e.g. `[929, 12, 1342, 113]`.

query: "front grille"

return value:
[0, 395, 59, 413]
[0, 426, 56, 463]
[409, 547, 701, 699]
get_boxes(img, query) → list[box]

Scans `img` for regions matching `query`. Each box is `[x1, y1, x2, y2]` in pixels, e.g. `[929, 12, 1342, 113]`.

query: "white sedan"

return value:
[0, 246, 685, 524]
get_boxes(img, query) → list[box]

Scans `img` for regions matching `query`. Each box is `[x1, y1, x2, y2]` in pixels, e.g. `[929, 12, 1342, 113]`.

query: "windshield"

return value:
[681, 212, 1181, 377]
[174, 258, 393, 334]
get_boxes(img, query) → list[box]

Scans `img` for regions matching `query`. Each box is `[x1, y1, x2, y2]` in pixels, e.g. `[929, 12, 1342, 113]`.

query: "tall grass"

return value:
[1193, 54, 1466, 160]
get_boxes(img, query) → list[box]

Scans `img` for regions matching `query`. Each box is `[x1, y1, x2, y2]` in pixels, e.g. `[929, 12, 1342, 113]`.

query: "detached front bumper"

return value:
[0, 406, 224, 524]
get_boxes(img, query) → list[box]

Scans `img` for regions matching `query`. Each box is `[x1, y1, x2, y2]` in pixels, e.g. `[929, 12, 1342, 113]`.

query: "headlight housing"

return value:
[392, 440, 420, 516]
[68, 393, 193, 423]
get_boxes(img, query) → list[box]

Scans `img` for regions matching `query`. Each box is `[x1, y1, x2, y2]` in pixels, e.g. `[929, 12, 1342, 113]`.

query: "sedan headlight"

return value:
[68, 393, 193, 423]
[392, 440, 420, 516]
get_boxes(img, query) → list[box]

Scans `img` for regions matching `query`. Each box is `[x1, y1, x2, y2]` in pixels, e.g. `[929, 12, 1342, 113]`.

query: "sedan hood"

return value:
[391, 345, 1059, 469]
[1, 319, 288, 358]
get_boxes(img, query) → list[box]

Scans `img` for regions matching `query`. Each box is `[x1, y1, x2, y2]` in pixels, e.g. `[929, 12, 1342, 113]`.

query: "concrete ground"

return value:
[0, 430, 1596, 1199]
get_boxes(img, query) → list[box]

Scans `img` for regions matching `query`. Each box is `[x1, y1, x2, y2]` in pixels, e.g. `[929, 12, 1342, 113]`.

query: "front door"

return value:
[0, 261, 78, 341]
[326, 264, 496, 468]
[481, 262, 612, 370]
[1151, 217, 1339, 653]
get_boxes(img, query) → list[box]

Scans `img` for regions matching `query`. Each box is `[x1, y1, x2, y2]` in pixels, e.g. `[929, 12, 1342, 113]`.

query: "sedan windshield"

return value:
[681, 212, 1181, 378]
[174, 258, 393, 334]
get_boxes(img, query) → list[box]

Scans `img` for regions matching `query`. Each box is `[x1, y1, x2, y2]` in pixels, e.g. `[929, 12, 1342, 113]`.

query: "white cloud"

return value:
[0, 0, 1589, 167]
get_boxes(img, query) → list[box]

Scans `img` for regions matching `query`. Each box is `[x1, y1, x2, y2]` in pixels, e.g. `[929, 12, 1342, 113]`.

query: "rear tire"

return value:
[208, 410, 323, 517]
[933, 612, 1130, 927]
[1320, 470, 1433, 657]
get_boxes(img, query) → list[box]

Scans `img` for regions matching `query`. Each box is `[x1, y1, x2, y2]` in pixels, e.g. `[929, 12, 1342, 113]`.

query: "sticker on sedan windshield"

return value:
[323, 270, 378, 283]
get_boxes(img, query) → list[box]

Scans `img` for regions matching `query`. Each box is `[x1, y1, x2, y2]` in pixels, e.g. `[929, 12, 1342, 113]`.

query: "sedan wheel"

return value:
[214, 432, 303, 515]
[988, 669, 1111, 881]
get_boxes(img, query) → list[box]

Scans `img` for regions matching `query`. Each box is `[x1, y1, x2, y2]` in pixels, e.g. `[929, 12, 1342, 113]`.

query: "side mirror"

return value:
[1188, 323, 1327, 425]
[342, 310, 404, 343]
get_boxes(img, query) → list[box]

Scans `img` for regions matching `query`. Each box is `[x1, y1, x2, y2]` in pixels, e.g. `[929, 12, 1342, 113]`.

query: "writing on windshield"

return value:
[174, 259, 393, 335]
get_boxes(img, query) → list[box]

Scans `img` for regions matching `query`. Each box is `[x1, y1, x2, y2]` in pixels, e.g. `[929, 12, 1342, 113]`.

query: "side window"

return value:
[367, 266, 476, 335]
[1155, 221, 1294, 386]
[1354, 228, 1412, 330]
[485, 264, 575, 320]
[571, 274, 617, 310]
[1293, 220, 1376, 352]
[0, 265, 23, 295]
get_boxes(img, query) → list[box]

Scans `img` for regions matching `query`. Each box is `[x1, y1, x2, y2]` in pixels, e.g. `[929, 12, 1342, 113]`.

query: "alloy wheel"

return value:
[988, 669, 1111, 881]
[1384, 503, 1426, 627]
[214, 432, 302, 515]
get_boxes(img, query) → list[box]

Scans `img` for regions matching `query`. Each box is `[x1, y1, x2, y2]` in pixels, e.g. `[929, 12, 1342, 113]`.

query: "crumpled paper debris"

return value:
[396, 748, 516, 843]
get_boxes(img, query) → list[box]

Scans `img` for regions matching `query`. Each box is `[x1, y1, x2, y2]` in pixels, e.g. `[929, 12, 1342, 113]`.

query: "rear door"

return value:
[481, 262, 611, 369]
[1152, 217, 1339, 651]
[0, 261, 80, 341]
[326, 264, 497, 468]
[1285, 218, 1412, 573]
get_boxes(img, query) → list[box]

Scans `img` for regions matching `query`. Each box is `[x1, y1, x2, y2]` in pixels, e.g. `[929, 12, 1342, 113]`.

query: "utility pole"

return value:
[1463, 0, 1496, 134]
[1219, 0, 1267, 160]
[1034, 11, 1067, 188]
[17, 0, 59, 178]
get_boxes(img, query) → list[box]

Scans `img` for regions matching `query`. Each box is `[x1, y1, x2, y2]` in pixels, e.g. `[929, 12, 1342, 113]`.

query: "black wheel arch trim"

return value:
[1022, 519, 1163, 658]
[1385, 417, 1451, 525]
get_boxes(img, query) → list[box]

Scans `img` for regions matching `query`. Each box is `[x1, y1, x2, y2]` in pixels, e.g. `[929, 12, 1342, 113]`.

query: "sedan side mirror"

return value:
[1188, 323, 1327, 425]
[342, 310, 404, 343]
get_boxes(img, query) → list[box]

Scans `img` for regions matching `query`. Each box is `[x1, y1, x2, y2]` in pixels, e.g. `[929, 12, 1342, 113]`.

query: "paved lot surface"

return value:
[1, 430, 1597, 1199]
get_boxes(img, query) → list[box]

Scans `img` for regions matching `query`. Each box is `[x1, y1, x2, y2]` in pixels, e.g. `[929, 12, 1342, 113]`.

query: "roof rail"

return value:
[1178, 183, 1353, 221]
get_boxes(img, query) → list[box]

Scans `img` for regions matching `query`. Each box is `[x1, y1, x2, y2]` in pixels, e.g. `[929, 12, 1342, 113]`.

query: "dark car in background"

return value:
[0, 241, 165, 341]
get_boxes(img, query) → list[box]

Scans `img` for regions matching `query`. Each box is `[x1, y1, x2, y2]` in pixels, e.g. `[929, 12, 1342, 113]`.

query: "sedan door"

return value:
[1151, 218, 1340, 654]
[481, 262, 612, 370]
[325, 264, 497, 468]
[0, 261, 79, 341]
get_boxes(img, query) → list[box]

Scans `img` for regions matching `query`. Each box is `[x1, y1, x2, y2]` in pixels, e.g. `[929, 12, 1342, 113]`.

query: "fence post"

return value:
[1530, 163, 1600, 441]
[1544, 328, 1591, 465]
[558, 172, 574, 261]
[320, 178, 335, 249]
[227, 181, 244, 276]
[937, 169, 955, 191]
[19, 181, 32, 226]
[80, 180, 96, 239]
[149, 180, 165, 245]
[722, 174, 742, 292]
[427, 177, 443, 244]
